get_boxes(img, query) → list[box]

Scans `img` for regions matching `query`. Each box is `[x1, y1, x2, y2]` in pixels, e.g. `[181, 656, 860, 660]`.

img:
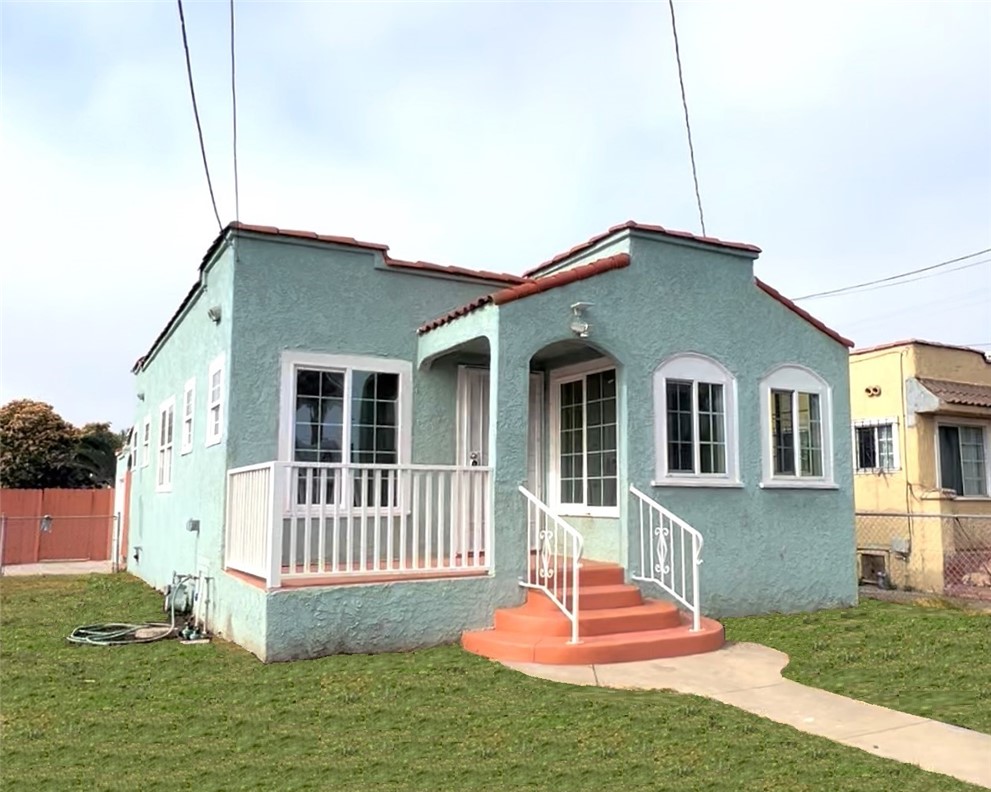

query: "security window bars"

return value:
[855, 423, 896, 472]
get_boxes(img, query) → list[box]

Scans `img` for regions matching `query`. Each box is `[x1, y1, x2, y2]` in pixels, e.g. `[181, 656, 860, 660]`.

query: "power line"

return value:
[806, 257, 991, 299]
[230, 0, 240, 225]
[177, 0, 222, 231]
[794, 247, 991, 301]
[667, 0, 705, 237]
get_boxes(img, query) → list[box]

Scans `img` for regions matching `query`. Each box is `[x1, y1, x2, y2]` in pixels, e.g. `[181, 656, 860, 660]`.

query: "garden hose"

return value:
[67, 574, 194, 646]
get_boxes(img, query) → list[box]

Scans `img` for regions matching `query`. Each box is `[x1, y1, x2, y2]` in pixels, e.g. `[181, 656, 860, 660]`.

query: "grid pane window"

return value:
[665, 380, 726, 475]
[798, 392, 823, 477]
[666, 381, 693, 472]
[558, 369, 617, 508]
[697, 382, 726, 474]
[773, 390, 825, 477]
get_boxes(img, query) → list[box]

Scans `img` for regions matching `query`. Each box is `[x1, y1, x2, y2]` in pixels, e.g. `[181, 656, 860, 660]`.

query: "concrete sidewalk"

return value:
[1, 560, 113, 576]
[505, 642, 991, 789]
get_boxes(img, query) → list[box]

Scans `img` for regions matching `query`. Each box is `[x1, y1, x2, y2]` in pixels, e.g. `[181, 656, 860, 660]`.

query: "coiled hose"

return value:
[67, 575, 193, 646]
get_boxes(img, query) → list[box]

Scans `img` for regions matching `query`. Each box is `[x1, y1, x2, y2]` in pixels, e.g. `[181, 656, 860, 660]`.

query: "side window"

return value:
[181, 378, 196, 455]
[760, 365, 834, 487]
[206, 355, 225, 446]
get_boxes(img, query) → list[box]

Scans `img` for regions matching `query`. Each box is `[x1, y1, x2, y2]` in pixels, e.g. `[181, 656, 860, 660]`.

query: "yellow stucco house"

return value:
[849, 340, 991, 596]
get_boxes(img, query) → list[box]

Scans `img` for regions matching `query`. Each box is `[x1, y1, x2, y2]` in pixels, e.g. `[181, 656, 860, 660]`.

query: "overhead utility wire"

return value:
[793, 247, 991, 301]
[177, 0, 223, 231]
[805, 257, 991, 299]
[230, 0, 240, 225]
[667, 0, 706, 237]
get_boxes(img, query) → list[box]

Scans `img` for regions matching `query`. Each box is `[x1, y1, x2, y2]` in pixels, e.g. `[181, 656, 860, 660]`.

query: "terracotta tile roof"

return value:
[523, 221, 761, 277]
[418, 253, 631, 335]
[851, 339, 991, 358]
[229, 221, 390, 251]
[917, 378, 991, 409]
[385, 258, 524, 285]
[754, 278, 854, 348]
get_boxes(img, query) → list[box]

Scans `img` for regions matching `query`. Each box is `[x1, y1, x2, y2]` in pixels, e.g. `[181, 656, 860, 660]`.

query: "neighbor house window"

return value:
[938, 424, 988, 496]
[279, 352, 412, 508]
[141, 417, 151, 468]
[854, 420, 898, 472]
[653, 354, 739, 485]
[157, 397, 176, 491]
[181, 378, 195, 455]
[551, 363, 618, 513]
[206, 355, 224, 446]
[760, 365, 834, 487]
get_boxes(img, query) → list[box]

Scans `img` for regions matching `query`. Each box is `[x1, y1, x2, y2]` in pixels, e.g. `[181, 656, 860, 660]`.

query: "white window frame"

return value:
[141, 417, 151, 469]
[278, 350, 413, 469]
[853, 418, 900, 474]
[935, 420, 990, 499]
[157, 397, 176, 492]
[181, 377, 196, 455]
[131, 428, 139, 470]
[548, 358, 620, 518]
[759, 364, 835, 489]
[652, 353, 740, 488]
[206, 354, 225, 447]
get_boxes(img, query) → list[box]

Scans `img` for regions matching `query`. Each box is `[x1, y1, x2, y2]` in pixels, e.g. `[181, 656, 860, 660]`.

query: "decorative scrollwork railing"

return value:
[629, 485, 704, 631]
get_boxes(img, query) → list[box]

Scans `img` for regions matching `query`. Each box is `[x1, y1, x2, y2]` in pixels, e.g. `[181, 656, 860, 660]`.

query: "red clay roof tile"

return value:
[754, 278, 853, 348]
[418, 253, 630, 334]
[523, 221, 761, 277]
[917, 378, 991, 408]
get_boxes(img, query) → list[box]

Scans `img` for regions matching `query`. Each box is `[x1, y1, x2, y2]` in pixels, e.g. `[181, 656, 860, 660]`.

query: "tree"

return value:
[69, 422, 124, 488]
[0, 400, 78, 488]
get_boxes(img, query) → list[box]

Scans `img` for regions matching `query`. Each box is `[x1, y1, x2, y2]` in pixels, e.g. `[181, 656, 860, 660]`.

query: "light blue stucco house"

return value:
[126, 220, 856, 663]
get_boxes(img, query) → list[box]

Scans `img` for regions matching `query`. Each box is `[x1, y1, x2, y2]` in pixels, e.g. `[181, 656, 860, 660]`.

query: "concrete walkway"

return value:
[505, 642, 991, 789]
[1, 560, 113, 576]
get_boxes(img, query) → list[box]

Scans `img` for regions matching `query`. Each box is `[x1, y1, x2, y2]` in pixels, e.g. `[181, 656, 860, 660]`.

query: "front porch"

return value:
[224, 462, 492, 589]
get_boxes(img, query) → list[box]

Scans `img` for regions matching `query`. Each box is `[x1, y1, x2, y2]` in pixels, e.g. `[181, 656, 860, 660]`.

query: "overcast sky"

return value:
[1, 0, 989, 429]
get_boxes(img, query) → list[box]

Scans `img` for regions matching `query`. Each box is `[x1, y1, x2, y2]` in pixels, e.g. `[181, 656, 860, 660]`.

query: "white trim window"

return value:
[131, 428, 139, 470]
[141, 417, 151, 469]
[759, 365, 834, 488]
[549, 361, 618, 516]
[937, 423, 988, 497]
[653, 353, 739, 486]
[206, 355, 225, 446]
[157, 397, 176, 492]
[854, 419, 899, 473]
[181, 378, 196, 455]
[279, 352, 413, 506]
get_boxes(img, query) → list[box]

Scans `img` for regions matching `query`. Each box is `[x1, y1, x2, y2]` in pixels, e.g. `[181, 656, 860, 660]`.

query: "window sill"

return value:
[854, 469, 900, 475]
[205, 436, 222, 448]
[950, 496, 991, 502]
[155, 486, 174, 494]
[759, 480, 838, 490]
[651, 479, 744, 489]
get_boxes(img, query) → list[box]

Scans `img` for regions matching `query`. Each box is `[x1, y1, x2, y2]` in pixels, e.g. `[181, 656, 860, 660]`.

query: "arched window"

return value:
[653, 353, 739, 486]
[759, 364, 835, 487]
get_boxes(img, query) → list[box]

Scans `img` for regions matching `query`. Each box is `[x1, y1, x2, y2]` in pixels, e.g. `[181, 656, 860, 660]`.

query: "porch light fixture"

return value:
[569, 302, 593, 338]
[207, 306, 222, 324]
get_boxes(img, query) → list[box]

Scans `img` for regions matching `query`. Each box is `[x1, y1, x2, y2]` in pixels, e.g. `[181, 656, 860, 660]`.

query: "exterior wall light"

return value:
[207, 306, 222, 324]
[570, 302, 593, 338]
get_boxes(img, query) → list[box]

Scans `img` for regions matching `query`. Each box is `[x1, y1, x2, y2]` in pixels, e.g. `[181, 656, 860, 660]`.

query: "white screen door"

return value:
[456, 367, 489, 556]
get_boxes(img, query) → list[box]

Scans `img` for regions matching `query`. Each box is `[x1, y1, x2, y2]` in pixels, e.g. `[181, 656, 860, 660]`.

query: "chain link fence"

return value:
[856, 512, 991, 601]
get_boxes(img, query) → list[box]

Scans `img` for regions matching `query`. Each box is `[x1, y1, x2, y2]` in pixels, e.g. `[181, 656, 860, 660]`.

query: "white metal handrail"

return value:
[519, 485, 584, 644]
[629, 485, 704, 631]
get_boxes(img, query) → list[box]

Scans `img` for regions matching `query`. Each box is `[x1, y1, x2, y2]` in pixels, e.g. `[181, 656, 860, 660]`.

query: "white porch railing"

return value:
[226, 462, 492, 588]
[629, 485, 704, 631]
[519, 485, 584, 644]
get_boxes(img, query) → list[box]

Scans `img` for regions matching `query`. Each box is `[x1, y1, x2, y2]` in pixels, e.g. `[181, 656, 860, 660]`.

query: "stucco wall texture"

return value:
[131, 225, 856, 662]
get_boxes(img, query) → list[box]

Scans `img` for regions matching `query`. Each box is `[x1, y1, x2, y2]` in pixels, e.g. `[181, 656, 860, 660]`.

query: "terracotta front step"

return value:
[524, 584, 645, 611]
[496, 599, 682, 637]
[464, 559, 724, 665]
[462, 613, 725, 665]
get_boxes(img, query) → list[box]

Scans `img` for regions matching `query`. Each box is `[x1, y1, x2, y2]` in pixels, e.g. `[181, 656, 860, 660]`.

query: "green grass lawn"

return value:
[725, 597, 991, 734]
[1, 575, 984, 792]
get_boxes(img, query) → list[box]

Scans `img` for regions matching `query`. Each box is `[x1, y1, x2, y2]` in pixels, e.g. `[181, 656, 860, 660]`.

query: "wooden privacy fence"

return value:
[0, 489, 115, 565]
